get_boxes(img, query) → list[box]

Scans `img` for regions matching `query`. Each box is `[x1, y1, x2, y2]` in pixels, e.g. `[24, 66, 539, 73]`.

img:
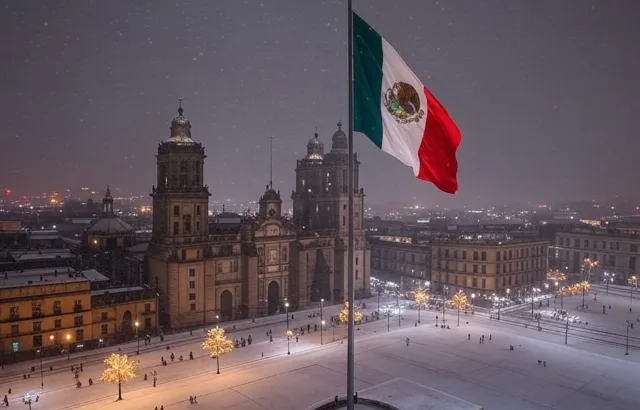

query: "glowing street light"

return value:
[320, 298, 324, 345]
[66, 333, 71, 360]
[286, 329, 293, 355]
[321, 320, 326, 345]
[134, 321, 140, 354]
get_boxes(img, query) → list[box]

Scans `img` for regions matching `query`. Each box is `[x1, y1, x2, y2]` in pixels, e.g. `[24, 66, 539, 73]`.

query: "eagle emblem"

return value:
[383, 82, 425, 124]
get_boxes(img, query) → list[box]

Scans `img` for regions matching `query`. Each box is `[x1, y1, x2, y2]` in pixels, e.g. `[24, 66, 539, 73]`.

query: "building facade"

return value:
[430, 239, 548, 298]
[554, 229, 640, 283]
[147, 107, 370, 329]
[0, 268, 157, 363]
[370, 236, 430, 290]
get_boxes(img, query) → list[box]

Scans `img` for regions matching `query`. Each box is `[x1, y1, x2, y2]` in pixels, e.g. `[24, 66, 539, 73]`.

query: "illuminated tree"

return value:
[413, 286, 430, 324]
[629, 276, 638, 288]
[339, 301, 363, 324]
[450, 290, 471, 326]
[547, 269, 567, 282]
[201, 326, 234, 374]
[99, 353, 138, 401]
[582, 258, 598, 281]
[574, 280, 591, 308]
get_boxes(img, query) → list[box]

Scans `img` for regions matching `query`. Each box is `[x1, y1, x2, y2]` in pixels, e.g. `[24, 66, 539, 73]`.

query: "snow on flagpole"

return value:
[346, 0, 356, 409]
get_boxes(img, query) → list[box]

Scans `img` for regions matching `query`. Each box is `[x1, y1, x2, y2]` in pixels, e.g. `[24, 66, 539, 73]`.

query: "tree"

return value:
[201, 326, 234, 374]
[582, 258, 598, 282]
[574, 280, 591, 308]
[339, 301, 363, 325]
[547, 269, 567, 282]
[99, 353, 138, 401]
[413, 286, 430, 324]
[450, 290, 471, 326]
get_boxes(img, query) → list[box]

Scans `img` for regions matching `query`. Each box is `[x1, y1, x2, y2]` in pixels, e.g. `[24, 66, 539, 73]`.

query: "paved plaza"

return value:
[2, 292, 640, 410]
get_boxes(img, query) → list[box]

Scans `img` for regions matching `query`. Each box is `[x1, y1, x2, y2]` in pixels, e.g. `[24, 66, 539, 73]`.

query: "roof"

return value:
[10, 249, 74, 262]
[87, 216, 135, 235]
[0, 267, 109, 289]
[90, 286, 144, 296]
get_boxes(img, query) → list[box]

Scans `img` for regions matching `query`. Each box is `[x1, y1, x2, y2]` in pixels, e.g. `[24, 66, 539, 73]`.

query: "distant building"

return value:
[554, 229, 640, 283]
[430, 238, 548, 299]
[147, 105, 370, 329]
[370, 236, 430, 290]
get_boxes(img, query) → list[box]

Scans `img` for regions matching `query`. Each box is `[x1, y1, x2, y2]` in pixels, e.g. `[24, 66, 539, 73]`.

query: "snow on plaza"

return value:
[2, 288, 640, 410]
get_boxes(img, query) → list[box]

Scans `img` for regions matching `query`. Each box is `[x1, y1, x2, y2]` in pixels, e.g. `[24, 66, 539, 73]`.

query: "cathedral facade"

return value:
[147, 105, 370, 329]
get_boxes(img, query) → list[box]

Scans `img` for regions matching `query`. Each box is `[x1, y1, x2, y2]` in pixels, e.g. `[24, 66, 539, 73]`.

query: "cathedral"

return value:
[147, 103, 370, 329]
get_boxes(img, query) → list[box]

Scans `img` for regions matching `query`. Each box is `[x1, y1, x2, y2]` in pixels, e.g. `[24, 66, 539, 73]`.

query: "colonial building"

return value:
[370, 236, 430, 290]
[291, 123, 370, 301]
[554, 229, 640, 283]
[430, 238, 548, 299]
[0, 267, 157, 363]
[147, 105, 370, 329]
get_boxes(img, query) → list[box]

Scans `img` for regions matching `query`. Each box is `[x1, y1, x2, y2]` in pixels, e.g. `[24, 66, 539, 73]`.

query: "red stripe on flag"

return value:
[416, 87, 462, 194]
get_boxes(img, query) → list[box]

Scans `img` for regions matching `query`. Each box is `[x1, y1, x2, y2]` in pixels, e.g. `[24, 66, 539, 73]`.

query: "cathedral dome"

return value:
[168, 102, 195, 145]
[306, 132, 324, 160]
[330, 121, 348, 153]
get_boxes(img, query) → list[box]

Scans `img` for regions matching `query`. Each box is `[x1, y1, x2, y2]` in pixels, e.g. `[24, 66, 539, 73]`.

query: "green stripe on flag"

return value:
[353, 13, 383, 148]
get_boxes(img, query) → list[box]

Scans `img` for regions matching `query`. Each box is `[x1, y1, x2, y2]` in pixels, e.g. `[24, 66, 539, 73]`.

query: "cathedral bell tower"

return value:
[150, 100, 210, 243]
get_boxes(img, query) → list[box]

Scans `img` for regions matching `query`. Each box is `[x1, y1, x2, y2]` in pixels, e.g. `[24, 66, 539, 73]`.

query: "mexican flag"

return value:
[353, 13, 461, 194]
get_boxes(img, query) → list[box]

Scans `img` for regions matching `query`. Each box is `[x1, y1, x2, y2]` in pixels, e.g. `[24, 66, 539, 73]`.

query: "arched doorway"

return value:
[267, 281, 280, 315]
[122, 310, 132, 334]
[220, 290, 233, 321]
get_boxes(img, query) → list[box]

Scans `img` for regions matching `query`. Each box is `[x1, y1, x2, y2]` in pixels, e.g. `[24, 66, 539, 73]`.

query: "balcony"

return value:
[140, 310, 155, 316]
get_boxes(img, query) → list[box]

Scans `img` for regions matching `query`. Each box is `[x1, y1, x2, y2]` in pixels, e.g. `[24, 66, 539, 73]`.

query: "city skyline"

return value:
[2, 0, 638, 208]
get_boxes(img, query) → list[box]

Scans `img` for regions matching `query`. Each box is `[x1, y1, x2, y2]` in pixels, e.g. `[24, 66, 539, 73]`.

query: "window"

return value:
[217, 262, 223, 273]
[481, 252, 486, 261]
[53, 301, 61, 315]
[196, 205, 201, 216]
[356, 270, 359, 280]
[632, 244, 638, 253]
[473, 251, 478, 261]
[174, 205, 180, 216]
[144, 303, 151, 313]
[173, 222, 179, 235]
[145, 317, 152, 329]
[231, 259, 238, 272]
[189, 268, 196, 277]
[189, 293, 196, 300]
[462, 251, 467, 259]
[101, 312, 108, 321]
[189, 281, 196, 289]
[101, 324, 108, 335]
[267, 249, 277, 264]
[54, 319, 62, 329]
[12, 342, 19, 353]
[190, 303, 196, 312]
[356, 257, 359, 266]
[282, 247, 288, 262]
[11, 325, 19, 336]
[584, 240, 589, 248]
[33, 335, 42, 348]
[74, 316, 83, 326]
[496, 251, 501, 261]
[181, 250, 187, 260]
[481, 265, 486, 274]
[574, 239, 580, 247]
[74, 300, 83, 312]
[453, 250, 457, 259]
[473, 264, 478, 273]
[32, 302, 42, 317]
[33, 322, 41, 333]
[559, 237, 564, 246]
[184, 215, 192, 233]
[76, 329, 84, 341]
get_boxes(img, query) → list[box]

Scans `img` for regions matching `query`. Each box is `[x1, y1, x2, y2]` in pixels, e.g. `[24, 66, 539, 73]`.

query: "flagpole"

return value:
[346, 0, 356, 409]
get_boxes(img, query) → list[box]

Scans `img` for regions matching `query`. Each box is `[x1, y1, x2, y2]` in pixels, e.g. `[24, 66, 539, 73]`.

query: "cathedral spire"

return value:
[102, 185, 114, 216]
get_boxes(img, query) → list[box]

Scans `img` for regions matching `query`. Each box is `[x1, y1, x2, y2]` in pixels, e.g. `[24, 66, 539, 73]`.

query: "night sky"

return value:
[2, 0, 638, 209]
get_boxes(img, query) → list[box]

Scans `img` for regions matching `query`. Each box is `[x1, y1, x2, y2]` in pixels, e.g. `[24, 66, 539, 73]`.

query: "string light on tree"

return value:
[201, 326, 234, 374]
[450, 290, 471, 327]
[413, 286, 429, 324]
[546, 269, 567, 282]
[99, 353, 138, 401]
[339, 301, 362, 324]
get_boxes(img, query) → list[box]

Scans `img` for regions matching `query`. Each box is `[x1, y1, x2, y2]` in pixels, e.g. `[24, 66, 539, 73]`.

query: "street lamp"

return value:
[396, 291, 401, 327]
[37, 349, 43, 389]
[626, 320, 633, 355]
[286, 329, 292, 355]
[65, 333, 71, 360]
[471, 293, 476, 312]
[544, 283, 550, 307]
[216, 314, 220, 326]
[377, 287, 381, 318]
[320, 298, 324, 345]
[285, 301, 290, 354]
[386, 308, 390, 332]
[134, 320, 140, 354]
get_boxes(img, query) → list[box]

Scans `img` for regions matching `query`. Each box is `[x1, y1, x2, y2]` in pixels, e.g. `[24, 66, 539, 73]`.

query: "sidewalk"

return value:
[0, 299, 354, 381]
